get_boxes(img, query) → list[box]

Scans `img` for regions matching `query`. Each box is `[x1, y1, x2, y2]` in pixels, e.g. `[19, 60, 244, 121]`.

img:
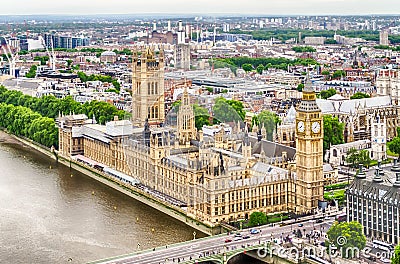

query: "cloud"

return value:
[1, 0, 400, 15]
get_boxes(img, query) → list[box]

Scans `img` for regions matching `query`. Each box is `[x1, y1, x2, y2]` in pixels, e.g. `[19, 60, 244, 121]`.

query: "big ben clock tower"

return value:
[295, 75, 324, 214]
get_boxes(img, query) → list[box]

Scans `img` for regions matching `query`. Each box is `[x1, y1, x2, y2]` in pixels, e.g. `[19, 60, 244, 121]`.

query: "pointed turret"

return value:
[261, 123, 267, 139]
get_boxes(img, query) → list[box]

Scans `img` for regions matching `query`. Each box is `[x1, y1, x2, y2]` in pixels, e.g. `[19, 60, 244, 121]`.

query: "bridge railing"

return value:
[87, 231, 232, 264]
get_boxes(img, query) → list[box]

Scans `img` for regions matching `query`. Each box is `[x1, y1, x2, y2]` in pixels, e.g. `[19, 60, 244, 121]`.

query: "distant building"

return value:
[376, 69, 400, 105]
[174, 44, 191, 71]
[380, 29, 389, 46]
[44, 33, 90, 49]
[100, 51, 117, 64]
[304, 37, 326, 45]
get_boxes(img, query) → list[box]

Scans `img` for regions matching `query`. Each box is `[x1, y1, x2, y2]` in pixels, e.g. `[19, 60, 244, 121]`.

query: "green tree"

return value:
[25, 65, 37, 78]
[345, 147, 359, 168]
[326, 221, 366, 259]
[292, 46, 316, 53]
[320, 88, 337, 99]
[323, 115, 344, 154]
[358, 149, 372, 168]
[350, 92, 370, 99]
[213, 97, 245, 124]
[325, 39, 337, 44]
[321, 70, 331, 80]
[256, 64, 264, 74]
[252, 110, 281, 141]
[66, 59, 73, 68]
[0, 86, 128, 125]
[248, 212, 267, 227]
[34, 56, 49, 66]
[193, 104, 210, 130]
[332, 70, 346, 79]
[170, 100, 210, 130]
[297, 83, 304, 92]
[388, 136, 400, 158]
[392, 244, 400, 264]
[242, 63, 253, 72]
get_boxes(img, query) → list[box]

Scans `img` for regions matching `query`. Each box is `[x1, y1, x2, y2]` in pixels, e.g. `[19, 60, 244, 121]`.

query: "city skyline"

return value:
[3, 0, 400, 16]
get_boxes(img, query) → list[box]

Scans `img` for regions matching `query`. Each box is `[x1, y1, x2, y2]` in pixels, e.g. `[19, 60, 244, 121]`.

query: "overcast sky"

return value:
[2, 0, 400, 15]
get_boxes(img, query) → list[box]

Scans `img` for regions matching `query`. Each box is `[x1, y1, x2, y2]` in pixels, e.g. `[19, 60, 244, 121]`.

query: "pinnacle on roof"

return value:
[303, 72, 314, 93]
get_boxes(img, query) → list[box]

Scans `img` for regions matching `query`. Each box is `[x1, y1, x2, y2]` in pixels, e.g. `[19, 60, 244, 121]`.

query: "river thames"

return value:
[0, 132, 204, 263]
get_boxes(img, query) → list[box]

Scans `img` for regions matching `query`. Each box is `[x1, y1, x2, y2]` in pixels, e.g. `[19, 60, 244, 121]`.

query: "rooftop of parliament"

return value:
[56, 47, 334, 227]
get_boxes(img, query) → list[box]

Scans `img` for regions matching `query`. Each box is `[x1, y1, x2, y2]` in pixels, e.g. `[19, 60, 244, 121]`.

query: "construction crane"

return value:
[40, 35, 56, 71]
[2, 37, 17, 77]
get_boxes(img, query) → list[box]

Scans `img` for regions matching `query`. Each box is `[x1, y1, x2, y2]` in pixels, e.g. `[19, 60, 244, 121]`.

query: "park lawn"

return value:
[324, 189, 346, 203]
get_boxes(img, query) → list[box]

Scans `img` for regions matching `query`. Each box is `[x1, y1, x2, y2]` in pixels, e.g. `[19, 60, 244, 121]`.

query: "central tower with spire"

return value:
[294, 75, 324, 214]
[177, 87, 196, 145]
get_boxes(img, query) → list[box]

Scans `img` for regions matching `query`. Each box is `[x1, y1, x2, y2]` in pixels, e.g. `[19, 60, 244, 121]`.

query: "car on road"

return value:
[298, 223, 303, 227]
[250, 228, 260, 234]
[234, 232, 242, 237]
[316, 219, 323, 223]
[242, 235, 250, 239]
[224, 238, 232, 243]
[234, 237, 243, 241]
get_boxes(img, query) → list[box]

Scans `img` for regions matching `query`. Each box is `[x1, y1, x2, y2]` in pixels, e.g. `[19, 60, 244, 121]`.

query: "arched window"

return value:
[154, 106, 158, 119]
[333, 149, 338, 157]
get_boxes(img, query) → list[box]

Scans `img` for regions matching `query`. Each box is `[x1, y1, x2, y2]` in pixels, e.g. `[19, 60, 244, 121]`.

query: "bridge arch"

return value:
[226, 248, 263, 264]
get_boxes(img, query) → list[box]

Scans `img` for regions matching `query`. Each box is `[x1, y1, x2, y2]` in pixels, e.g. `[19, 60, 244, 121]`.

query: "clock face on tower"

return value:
[312, 121, 321, 133]
[297, 121, 305, 133]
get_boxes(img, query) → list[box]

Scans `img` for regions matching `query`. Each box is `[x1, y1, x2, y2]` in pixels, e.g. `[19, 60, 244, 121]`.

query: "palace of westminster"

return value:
[57, 48, 398, 226]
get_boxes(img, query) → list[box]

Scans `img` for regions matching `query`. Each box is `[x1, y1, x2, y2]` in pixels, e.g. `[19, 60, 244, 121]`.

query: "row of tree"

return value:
[0, 103, 58, 148]
[170, 100, 211, 130]
[230, 28, 400, 44]
[318, 89, 369, 100]
[0, 86, 127, 125]
[251, 110, 281, 141]
[215, 57, 318, 72]
[292, 46, 316, 53]
[346, 148, 372, 168]
[77, 72, 121, 90]
[171, 97, 246, 130]
[323, 115, 345, 154]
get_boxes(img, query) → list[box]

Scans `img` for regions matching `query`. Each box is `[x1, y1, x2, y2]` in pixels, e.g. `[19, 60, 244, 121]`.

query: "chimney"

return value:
[178, 20, 183, 31]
